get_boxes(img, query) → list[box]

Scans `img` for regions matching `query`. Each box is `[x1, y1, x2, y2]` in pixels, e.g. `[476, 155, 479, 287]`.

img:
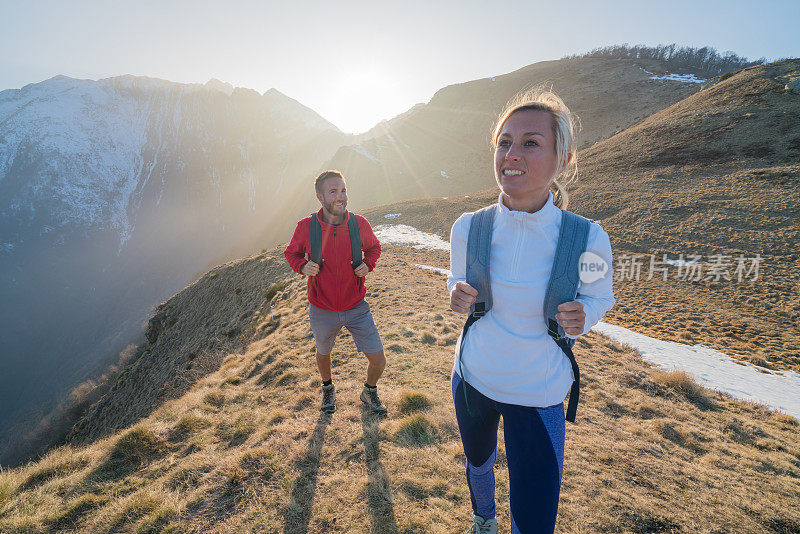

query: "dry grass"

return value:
[653, 369, 715, 407]
[8, 58, 800, 524]
[1, 246, 798, 533]
[398, 392, 433, 415]
[361, 59, 800, 376]
[395, 415, 439, 447]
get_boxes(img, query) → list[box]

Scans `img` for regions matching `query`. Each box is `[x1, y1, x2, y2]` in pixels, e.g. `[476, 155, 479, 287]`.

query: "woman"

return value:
[448, 88, 615, 533]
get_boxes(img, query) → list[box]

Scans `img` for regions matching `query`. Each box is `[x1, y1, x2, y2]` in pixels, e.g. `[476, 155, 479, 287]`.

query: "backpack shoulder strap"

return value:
[347, 212, 363, 268]
[465, 204, 497, 315]
[458, 203, 497, 417]
[309, 213, 322, 265]
[543, 210, 591, 423]
[543, 210, 591, 338]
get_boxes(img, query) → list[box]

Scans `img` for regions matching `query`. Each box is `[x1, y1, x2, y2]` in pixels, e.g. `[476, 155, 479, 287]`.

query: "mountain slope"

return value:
[357, 58, 800, 375]
[0, 75, 348, 449]
[0, 240, 797, 533]
[325, 57, 705, 208]
[570, 58, 800, 372]
[0, 55, 706, 453]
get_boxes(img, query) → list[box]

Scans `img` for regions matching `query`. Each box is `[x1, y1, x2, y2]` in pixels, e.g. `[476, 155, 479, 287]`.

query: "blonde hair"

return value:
[492, 86, 579, 209]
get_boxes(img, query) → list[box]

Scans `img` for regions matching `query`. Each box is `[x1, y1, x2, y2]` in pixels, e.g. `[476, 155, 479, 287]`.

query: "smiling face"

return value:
[317, 175, 347, 221]
[494, 109, 561, 212]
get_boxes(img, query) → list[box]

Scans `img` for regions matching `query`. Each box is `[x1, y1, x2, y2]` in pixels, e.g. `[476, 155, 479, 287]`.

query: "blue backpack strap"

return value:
[347, 212, 363, 268]
[543, 210, 591, 423]
[465, 204, 496, 315]
[458, 204, 497, 416]
[309, 213, 322, 265]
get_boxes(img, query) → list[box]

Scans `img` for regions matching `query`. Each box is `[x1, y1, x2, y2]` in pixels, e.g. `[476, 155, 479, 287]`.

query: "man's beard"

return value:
[324, 199, 347, 217]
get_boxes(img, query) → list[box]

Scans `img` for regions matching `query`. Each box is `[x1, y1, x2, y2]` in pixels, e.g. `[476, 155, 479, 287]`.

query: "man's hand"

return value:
[450, 281, 478, 315]
[353, 262, 369, 277]
[556, 301, 586, 336]
[302, 261, 320, 277]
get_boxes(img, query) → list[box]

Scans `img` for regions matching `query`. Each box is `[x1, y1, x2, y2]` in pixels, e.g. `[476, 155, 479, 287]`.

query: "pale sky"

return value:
[2, 0, 798, 133]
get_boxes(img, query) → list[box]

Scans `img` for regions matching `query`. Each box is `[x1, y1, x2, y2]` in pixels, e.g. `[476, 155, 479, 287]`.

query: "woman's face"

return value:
[494, 109, 560, 211]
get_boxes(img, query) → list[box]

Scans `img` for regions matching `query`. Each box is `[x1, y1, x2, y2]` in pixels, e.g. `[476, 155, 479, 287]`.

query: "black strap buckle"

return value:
[473, 302, 486, 317]
[547, 318, 562, 340]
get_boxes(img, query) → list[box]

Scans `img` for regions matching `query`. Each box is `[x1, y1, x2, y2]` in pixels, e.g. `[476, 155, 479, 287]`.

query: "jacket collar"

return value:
[496, 191, 560, 224]
[316, 208, 349, 227]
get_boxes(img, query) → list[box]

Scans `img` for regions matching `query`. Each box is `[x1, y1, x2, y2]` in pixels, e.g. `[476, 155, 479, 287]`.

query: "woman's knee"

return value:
[467, 448, 497, 474]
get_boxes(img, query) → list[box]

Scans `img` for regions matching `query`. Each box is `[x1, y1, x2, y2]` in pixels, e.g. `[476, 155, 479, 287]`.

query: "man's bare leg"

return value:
[316, 352, 332, 382]
[363, 350, 386, 387]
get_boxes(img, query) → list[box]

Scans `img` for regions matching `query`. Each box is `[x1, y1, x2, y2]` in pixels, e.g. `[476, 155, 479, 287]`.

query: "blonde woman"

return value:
[448, 89, 615, 533]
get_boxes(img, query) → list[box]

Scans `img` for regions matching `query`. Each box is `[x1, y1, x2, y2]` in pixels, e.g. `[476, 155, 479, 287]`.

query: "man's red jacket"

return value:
[284, 210, 381, 311]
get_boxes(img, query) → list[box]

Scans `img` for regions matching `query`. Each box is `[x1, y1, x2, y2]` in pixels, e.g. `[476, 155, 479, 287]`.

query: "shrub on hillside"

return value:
[106, 492, 159, 531]
[217, 414, 256, 446]
[395, 415, 438, 447]
[20, 455, 88, 491]
[203, 391, 225, 408]
[563, 43, 764, 76]
[265, 281, 287, 301]
[51, 494, 111, 531]
[171, 414, 211, 441]
[420, 332, 437, 345]
[91, 427, 166, 481]
[398, 392, 432, 415]
[0, 476, 15, 509]
[654, 370, 714, 408]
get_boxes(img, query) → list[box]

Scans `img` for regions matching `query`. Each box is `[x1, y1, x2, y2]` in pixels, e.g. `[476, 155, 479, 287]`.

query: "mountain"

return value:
[570, 58, 800, 373]
[0, 235, 797, 532]
[323, 57, 706, 208]
[1, 59, 798, 530]
[0, 75, 348, 448]
[353, 59, 800, 375]
[0, 55, 751, 463]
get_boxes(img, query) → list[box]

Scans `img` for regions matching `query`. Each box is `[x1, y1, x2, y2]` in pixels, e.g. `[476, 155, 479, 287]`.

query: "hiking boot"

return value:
[360, 385, 387, 416]
[320, 383, 335, 414]
[467, 514, 497, 534]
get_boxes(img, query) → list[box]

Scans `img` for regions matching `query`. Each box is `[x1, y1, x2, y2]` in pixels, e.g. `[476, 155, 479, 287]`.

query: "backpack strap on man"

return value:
[347, 212, 363, 268]
[543, 210, 591, 423]
[309, 213, 322, 265]
[458, 204, 497, 416]
[309, 211, 363, 268]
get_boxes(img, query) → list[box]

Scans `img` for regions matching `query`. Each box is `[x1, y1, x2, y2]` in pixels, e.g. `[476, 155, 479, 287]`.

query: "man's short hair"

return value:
[315, 170, 345, 194]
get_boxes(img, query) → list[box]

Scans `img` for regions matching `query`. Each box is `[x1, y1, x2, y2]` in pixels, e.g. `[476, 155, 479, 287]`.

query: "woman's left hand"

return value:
[556, 301, 586, 336]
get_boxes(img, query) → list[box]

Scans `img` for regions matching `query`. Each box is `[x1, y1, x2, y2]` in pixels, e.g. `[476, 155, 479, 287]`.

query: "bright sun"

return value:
[328, 64, 404, 133]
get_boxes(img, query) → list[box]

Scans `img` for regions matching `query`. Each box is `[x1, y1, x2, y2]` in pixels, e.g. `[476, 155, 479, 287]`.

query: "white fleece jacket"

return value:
[448, 192, 616, 407]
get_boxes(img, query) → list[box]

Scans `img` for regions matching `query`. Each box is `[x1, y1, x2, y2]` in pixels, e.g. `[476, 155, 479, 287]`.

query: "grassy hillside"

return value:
[362, 58, 800, 374]
[3, 58, 799, 533]
[1, 243, 798, 533]
[326, 57, 702, 209]
[572, 58, 800, 373]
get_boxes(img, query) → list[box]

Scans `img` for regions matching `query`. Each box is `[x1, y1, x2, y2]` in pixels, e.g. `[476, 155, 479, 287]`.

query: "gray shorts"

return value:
[308, 300, 384, 355]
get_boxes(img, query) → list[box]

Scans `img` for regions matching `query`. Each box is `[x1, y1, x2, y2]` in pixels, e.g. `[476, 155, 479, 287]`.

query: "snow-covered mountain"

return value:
[0, 75, 341, 251]
[0, 56, 727, 457]
[0, 74, 348, 438]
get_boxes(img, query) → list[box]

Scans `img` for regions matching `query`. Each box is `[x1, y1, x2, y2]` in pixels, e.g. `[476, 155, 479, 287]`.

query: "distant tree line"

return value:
[564, 44, 765, 76]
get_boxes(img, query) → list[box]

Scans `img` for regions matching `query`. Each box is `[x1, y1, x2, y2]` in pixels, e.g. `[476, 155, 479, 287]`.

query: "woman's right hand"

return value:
[450, 281, 478, 315]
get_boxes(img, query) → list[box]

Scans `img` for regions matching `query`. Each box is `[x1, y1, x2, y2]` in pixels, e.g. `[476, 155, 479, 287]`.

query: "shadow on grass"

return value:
[283, 412, 331, 534]
[361, 408, 399, 534]
[83, 427, 166, 484]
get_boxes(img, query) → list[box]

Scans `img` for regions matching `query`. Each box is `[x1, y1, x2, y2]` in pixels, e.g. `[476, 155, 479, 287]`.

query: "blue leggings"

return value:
[451, 372, 565, 534]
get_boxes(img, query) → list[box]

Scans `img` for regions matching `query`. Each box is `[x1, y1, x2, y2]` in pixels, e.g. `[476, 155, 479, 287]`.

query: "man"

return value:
[284, 170, 387, 416]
